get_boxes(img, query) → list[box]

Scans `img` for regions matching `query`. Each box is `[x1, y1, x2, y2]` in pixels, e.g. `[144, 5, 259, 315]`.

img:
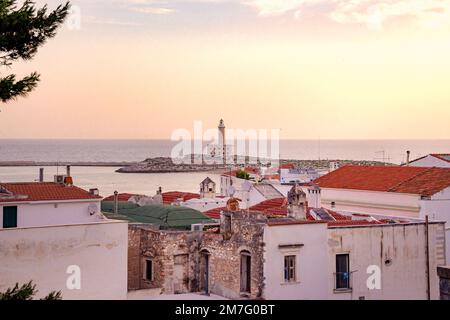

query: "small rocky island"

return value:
[115, 156, 393, 173]
[115, 157, 225, 173]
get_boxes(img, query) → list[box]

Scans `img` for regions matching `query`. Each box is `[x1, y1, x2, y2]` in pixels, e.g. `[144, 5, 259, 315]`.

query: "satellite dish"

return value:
[88, 204, 98, 216]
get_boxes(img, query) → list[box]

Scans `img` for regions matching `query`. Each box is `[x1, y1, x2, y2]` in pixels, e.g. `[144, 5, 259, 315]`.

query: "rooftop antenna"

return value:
[374, 150, 391, 166]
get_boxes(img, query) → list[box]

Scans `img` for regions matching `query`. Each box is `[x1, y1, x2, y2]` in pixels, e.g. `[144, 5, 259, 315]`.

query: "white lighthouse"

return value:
[218, 119, 226, 164]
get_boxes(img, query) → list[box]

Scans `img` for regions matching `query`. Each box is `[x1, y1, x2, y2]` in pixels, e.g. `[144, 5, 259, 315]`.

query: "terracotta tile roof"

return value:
[267, 219, 327, 226]
[204, 207, 225, 219]
[162, 191, 200, 204]
[103, 193, 139, 202]
[327, 220, 385, 227]
[103, 191, 201, 204]
[0, 182, 101, 203]
[250, 198, 319, 220]
[263, 174, 280, 180]
[327, 210, 351, 221]
[314, 165, 450, 197]
[249, 197, 286, 212]
[280, 163, 296, 170]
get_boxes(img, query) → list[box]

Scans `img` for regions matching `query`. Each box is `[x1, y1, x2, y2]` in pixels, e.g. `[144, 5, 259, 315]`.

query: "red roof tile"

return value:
[0, 182, 101, 203]
[263, 174, 280, 180]
[327, 220, 385, 227]
[314, 165, 450, 197]
[250, 198, 319, 220]
[280, 163, 296, 170]
[249, 198, 286, 211]
[327, 210, 351, 221]
[103, 193, 139, 202]
[204, 207, 225, 219]
[162, 191, 200, 204]
[268, 220, 327, 226]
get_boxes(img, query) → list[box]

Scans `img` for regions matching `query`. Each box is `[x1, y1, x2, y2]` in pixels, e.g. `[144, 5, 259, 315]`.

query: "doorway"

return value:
[200, 250, 210, 294]
[240, 250, 251, 294]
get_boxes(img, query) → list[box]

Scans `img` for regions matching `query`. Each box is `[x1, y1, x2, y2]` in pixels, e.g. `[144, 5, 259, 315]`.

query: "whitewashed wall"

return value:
[320, 188, 420, 217]
[328, 223, 445, 300]
[180, 198, 228, 212]
[0, 220, 128, 300]
[420, 187, 450, 263]
[409, 156, 450, 168]
[0, 200, 102, 229]
[263, 223, 329, 299]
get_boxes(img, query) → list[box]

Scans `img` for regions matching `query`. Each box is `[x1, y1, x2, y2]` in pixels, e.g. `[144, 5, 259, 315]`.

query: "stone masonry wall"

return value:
[128, 223, 203, 294]
[201, 211, 266, 299]
[128, 211, 267, 299]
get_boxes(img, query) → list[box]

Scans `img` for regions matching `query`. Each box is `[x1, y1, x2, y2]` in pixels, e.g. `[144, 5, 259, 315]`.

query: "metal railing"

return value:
[333, 271, 355, 290]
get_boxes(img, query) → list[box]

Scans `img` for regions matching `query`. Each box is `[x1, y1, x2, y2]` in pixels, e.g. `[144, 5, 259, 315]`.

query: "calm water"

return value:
[0, 166, 222, 197]
[0, 139, 449, 196]
[1, 139, 449, 164]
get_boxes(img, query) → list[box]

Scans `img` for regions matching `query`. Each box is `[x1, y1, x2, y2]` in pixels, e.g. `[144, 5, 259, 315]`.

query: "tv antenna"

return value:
[374, 150, 391, 166]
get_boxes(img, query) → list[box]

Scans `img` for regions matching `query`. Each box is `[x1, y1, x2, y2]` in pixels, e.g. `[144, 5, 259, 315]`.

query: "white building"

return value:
[199, 177, 216, 199]
[0, 182, 103, 228]
[314, 165, 450, 263]
[263, 218, 445, 300]
[407, 153, 450, 168]
[179, 197, 229, 213]
[279, 164, 320, 184]
[0, 181, 128, 299]
[241, 184, 446, 300]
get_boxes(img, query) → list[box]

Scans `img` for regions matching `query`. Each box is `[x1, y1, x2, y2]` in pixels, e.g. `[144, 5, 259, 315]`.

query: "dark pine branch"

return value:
[0, 0, 70, 102]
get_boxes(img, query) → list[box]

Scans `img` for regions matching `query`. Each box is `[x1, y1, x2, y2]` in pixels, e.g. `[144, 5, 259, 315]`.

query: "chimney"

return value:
[39, 168, 44, 182]
[406, 151, 411, 166]
[66, 165, 71, 177]
[89, 188, 99, 196]
[307, 184, 322, 209]
[113, 191, 119, 214]
[287, 184, 307, 220]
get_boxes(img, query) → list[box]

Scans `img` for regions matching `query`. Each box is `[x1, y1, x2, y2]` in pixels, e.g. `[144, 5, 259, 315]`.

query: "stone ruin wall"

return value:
[128, 211, 268, 299]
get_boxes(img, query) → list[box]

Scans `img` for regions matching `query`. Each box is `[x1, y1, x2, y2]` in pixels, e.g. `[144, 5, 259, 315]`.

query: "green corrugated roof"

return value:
[102, 201, 213, 230]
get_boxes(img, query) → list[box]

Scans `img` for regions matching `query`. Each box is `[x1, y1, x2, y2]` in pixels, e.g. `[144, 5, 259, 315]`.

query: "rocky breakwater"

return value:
[116, 156, 395, 174]
[279, 159, 395, 169]
[115, 157, 225, 173]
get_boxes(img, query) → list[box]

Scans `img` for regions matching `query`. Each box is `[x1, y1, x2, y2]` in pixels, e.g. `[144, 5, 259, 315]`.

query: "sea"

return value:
[0, 139, 449, 196]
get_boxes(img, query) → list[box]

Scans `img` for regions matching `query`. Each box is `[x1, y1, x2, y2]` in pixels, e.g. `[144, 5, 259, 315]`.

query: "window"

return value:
[284, 255, 296, 282]
[335, 254, 350, 290]
[3, 206, 17, 228]
[144, 259, 153, 281]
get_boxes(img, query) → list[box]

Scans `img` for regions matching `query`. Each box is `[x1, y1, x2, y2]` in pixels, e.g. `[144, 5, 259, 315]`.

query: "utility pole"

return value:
[425, 215, 431, 300]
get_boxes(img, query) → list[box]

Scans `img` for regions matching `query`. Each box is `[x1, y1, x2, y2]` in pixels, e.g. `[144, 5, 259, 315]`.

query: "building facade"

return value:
[127, 207, 446, 300]
[314, 165, 450, 262]
[0, 181, 128, 299]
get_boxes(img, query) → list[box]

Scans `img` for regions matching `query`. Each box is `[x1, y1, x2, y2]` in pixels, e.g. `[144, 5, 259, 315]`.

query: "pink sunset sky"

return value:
[1, 0, 450, 139]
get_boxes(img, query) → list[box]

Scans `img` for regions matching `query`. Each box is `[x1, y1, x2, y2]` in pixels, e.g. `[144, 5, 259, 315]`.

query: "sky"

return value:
[1, 0, 450, 140]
